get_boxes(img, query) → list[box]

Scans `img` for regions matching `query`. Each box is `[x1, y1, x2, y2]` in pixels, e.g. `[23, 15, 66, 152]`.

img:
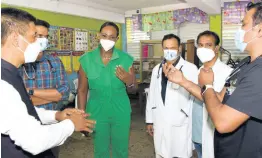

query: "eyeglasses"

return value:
[37, 34, 49, 38]
[99, 33, 117, 41]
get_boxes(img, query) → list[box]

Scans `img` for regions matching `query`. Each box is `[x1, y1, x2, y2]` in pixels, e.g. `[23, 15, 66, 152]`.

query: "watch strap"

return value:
[29, 89, 34, 96]
[127, 83, 134, 88]
[201, 85, 213, 96]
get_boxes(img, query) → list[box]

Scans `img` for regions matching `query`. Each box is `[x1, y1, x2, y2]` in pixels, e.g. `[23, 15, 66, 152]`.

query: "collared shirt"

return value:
[19, 54, 70, 110]
[215, 57, 262, 158]
[0, 60, 74, 155]
[192, 59, 233, 144]
[79, 45, 134, 116]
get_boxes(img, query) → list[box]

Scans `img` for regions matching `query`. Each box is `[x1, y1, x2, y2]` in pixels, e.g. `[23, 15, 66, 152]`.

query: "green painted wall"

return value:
[1, 3, 122, 49]
[209, 15, 222, 43]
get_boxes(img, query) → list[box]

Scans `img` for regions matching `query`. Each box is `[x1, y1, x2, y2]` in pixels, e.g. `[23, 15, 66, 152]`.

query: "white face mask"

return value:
[197, 48, 215, 63]
[37, 38, 49, 51]
[100, 39, 115, 51]
[164, 49, 178, 61]
[17, 35, 42, 63]
[235, 26, 258, 53]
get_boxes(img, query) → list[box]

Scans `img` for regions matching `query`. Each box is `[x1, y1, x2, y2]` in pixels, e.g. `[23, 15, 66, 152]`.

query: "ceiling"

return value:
[92, 0, 185, 10]
[61, 0, 185, 13]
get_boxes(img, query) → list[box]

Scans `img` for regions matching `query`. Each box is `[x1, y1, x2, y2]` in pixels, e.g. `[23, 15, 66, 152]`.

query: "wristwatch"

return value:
[28, 89, 34, 96]
[201, 85, 214, 96]
[127, 83, 134, 88]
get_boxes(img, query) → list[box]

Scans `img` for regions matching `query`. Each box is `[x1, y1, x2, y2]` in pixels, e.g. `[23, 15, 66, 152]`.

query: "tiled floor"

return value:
[59, 107, 155, 158]
[59, 100, 197, 158]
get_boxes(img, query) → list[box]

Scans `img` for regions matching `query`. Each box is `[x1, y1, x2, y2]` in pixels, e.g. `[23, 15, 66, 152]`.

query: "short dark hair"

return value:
[247, 2, 262, 25]
[100, 22, 119, 37]
[35, 19, 50, 29]
[162, 34, 181, 46]
[197, 30, 220, 46]
[1, 7, 36, 45]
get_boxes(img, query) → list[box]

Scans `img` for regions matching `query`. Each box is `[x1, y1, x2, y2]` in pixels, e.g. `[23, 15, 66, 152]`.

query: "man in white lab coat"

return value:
[164, 31, 233, 158]
[146, 34, 198, 158]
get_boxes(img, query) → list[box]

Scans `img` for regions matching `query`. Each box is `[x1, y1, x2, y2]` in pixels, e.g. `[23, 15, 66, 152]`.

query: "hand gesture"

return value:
[163, 63, 185, 85]
[198, 67, 214, 87]
[146, 124, 154, 136]
[55, 108, 87, 122]
[115, 65, 133, 85]
[69, 113, 96, 133]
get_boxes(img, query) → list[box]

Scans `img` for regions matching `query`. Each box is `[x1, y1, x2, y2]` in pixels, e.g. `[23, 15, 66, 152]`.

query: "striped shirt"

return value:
[19, 54, 70, 110]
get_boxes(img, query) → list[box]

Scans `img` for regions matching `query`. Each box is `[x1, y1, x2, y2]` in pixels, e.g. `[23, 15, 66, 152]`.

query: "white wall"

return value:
[2, 0, 126, 23]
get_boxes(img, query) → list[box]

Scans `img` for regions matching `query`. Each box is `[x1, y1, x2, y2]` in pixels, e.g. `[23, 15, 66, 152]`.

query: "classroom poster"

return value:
[75, 29, 88, 51]
[89, 31, 99, 50]
[223, 2, 247, 24]
[59, 27, 74, 50]
[48, 26, 60, 50]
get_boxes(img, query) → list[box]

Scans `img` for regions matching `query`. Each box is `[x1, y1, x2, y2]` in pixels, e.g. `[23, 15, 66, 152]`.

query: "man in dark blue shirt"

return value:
[198, 2, 262, 158]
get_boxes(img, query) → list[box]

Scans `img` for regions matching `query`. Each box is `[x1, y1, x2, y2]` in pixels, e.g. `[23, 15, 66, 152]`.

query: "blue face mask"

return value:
[164, 49, 179, 61]
[37, 38, 49, 51]
[235, 26, 258, 53]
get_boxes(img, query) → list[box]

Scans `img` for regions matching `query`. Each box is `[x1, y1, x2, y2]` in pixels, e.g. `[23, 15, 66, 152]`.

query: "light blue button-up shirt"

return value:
[192, 98, 203, 144]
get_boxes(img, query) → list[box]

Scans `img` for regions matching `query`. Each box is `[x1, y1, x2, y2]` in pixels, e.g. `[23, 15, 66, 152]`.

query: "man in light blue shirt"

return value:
[192, 98, 203, 158]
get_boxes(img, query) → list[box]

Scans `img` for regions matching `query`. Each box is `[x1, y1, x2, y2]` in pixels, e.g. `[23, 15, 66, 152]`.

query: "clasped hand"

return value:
[56, 108, 96, 133]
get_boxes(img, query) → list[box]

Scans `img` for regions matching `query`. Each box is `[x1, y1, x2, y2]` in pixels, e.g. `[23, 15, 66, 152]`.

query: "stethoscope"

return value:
[157, 60, 166, 79]
[23, 59, 56, 80]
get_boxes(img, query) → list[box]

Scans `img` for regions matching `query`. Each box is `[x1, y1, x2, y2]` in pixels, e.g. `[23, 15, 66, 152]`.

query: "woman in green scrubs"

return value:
[77, 22, 135, 158]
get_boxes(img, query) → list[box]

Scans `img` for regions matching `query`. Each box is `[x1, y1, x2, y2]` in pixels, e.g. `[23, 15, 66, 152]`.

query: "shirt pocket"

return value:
[87, 67, 102, 89]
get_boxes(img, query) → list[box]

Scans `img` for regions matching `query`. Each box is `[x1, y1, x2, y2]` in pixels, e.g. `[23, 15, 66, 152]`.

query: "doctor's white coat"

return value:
[146, 57, 198, 158]
[201, 59, 233, 158]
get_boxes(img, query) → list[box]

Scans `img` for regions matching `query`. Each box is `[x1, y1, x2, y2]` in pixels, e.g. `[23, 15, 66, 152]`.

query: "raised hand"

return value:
[115, 65, 133, 85]
[198, 67, 214, 87]
[163, 63, 185, 85]
[146, 124, 154, 136]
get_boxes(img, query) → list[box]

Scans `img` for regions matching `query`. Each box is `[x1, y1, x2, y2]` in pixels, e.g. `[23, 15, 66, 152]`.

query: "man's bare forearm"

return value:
[181, 80, 226, 102]
[181, 80, 203, 101]
[33, 89, 62, 102]
[31, 96, 52, 106]
[203, 88, 224, 128]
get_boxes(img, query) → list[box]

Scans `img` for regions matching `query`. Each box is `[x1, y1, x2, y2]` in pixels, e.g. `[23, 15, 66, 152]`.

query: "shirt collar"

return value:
[175, 56, 185, 70]
[38, 53, 49, 62]
[1, 59, 20, 76]
[211, 58, 222, 72]
[200, 58, 221, 70]
[95, 45, 119, 66]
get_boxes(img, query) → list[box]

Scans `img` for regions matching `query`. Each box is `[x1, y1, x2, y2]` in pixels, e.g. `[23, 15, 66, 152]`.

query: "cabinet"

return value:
[139, 40, 163, 83]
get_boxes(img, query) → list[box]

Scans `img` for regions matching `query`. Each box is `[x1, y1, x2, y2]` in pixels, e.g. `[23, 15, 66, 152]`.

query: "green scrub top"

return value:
[79, 46, 134, 118]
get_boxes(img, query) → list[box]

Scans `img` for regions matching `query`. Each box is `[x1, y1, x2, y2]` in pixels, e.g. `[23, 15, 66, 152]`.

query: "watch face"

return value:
[29, 89, 34, 95]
